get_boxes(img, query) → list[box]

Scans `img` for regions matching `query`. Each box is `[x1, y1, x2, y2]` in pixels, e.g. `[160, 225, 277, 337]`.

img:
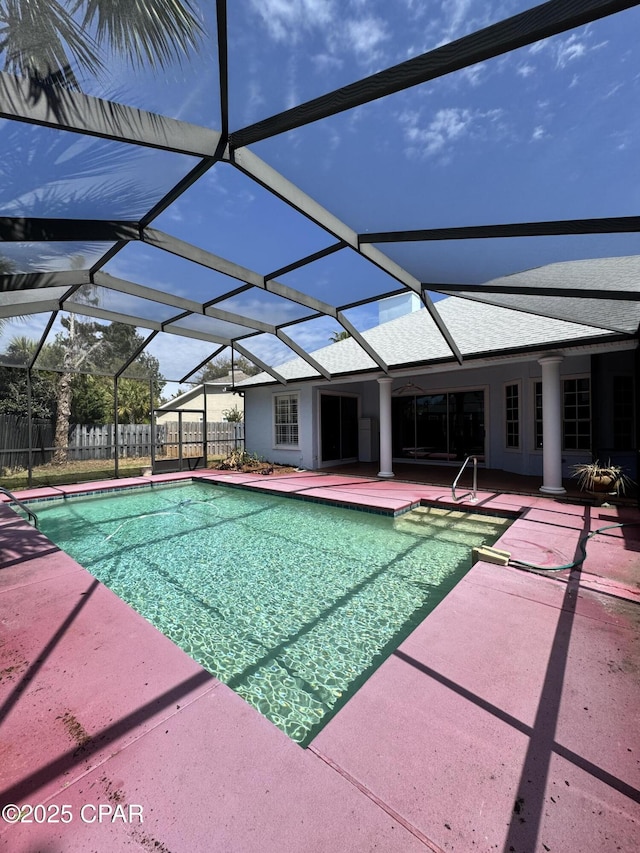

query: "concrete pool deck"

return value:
[0, 470, 638, 852]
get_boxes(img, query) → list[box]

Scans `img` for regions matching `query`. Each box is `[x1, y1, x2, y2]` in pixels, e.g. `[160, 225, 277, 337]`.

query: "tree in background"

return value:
[1, 0, 203, 91]
[222, 405, 243, 423]
[197, 355, 260, 383]
[0, 337, 58, 420]
[40, 316, 164, 462]
[117, 379, 155, 424]
[329, 330, 350, 343]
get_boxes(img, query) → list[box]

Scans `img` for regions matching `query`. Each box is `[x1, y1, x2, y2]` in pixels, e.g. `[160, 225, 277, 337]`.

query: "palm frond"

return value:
[78, 0, 204, 70]
[1, 0, 103, 88]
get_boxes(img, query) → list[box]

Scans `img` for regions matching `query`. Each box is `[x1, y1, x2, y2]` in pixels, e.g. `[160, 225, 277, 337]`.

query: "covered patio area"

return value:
[324, 460, 587, 500]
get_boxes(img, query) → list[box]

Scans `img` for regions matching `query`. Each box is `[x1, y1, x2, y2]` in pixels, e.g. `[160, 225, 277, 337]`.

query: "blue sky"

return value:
[1, 0, 639, 383]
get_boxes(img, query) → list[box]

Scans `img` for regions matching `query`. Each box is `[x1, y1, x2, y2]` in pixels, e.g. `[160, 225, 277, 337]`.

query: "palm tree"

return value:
[117, 379, 153, 424]
[0, 0, 204, 89]
[329, 330, 351, 343]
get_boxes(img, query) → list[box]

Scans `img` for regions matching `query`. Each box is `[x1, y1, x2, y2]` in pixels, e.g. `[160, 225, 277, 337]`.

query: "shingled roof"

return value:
[241, 256, 639, 387]
[451, 255, 640, 334]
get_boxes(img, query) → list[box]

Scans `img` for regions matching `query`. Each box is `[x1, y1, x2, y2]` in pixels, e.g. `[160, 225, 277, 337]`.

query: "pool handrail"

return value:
[452, 456, 479, 503]
[0, 486, 39, 528]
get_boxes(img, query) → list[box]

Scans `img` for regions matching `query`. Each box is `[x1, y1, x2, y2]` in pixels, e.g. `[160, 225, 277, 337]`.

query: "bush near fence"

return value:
[0, 416, 244, 469]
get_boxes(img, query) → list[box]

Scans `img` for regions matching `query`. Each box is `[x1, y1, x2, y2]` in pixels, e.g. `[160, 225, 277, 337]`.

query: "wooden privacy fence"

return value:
[69, 423, 153, 459]
[159, 421, 244, 459]
[0, 416, 244, 468]
[0, 415, 54, 470]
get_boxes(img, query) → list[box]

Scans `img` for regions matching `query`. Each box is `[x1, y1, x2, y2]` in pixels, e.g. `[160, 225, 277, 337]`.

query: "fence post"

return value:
[27, 368, 33, 487]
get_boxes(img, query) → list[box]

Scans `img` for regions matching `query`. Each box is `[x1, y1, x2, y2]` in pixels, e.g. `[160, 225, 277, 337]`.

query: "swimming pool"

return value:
[34, 481, 511, 744]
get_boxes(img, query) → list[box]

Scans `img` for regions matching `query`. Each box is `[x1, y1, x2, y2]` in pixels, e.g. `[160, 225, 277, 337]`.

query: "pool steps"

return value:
[392, 505, 511, 546]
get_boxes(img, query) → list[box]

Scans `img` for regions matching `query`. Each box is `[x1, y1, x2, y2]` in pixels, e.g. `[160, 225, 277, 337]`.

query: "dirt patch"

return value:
[58, 710, 91, 752]
[0, 659, 29, 684]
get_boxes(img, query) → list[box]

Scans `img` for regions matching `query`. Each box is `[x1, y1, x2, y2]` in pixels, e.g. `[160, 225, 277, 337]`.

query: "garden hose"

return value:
[508, 521, 640, 574]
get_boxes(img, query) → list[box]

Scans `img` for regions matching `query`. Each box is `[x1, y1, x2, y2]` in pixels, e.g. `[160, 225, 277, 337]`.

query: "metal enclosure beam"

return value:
[142, 227, 265, 287]
[275, 330, 331, 379]
[362, 215, 640, 243]
[336, 312, 389, 373]
[179, 345, 227, 384]
[0, 71, 222, 156]
[0, 270, 90, 292]
[233, 342, 288, 385]
[0, 218, 139, 243]
[0, 298, 61, 318]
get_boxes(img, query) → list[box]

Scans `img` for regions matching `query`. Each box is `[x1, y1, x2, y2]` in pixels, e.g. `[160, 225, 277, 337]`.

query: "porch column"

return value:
[378, 377, 394, 478]
[538, 354, 566, 495]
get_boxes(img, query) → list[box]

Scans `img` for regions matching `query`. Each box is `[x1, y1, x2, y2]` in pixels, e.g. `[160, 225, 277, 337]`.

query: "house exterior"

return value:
[240, 258, 639, 494]
[155, 373, 246, 424]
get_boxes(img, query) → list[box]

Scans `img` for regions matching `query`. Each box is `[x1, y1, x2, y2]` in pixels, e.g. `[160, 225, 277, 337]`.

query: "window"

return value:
[505, 383, 520, 449]
[613, 376, 635, 449]
[563, 377, 591, 450]
[534, 377, 591, 451]
[274, 393, 299, 447]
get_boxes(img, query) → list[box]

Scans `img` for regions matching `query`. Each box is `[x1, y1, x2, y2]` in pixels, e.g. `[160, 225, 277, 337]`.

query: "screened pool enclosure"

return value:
[0, 1, 638, 485]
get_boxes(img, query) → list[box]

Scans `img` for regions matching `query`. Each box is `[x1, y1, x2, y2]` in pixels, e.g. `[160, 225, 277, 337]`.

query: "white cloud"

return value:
[528, 30, 607, 70]
[344, 17, 388, 59]
[285, 57, 299, 110]
[604, 82, 623, 98]
[311, 52, 343, 73]
[528, 38, 548, 56]
[460, 63, 485, 87]
[556, 35, 586, 68]
[517, 64, 535, 78]
[249, 0, 335, 43]
[437, 0, 474, 45]
[243, 77, 266, 126]
[531, 126, 547, 141]
[399, 106, 503, 159]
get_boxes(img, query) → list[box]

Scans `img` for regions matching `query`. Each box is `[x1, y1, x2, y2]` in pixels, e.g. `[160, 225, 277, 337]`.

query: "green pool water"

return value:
[35, 482, 511, 744]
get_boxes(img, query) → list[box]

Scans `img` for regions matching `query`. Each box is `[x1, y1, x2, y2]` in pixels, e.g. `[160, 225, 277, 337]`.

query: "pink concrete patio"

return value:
[1, 470, 639, 852]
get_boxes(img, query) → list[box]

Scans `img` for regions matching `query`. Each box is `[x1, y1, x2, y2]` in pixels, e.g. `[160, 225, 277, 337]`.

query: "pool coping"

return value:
[1, 469, 639, 852]
[7, 471, 522, 522]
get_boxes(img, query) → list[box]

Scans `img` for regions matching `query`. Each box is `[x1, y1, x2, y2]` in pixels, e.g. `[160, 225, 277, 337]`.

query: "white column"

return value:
[538, 354, 566, 495]
[377, 377, 394, 478]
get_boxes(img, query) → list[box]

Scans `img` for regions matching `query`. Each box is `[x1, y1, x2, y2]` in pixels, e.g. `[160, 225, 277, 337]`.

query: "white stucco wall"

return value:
[244, 384, 313, 468]
[243, 349, 621, 477]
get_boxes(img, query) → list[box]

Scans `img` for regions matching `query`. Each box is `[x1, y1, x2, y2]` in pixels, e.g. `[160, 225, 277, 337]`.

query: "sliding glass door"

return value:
[320, 394, 358, 463]
[392, 390, 484, 461]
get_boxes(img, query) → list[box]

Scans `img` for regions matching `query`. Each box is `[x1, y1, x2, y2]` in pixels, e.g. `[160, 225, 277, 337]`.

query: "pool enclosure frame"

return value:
[0, 0, 638, 490]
